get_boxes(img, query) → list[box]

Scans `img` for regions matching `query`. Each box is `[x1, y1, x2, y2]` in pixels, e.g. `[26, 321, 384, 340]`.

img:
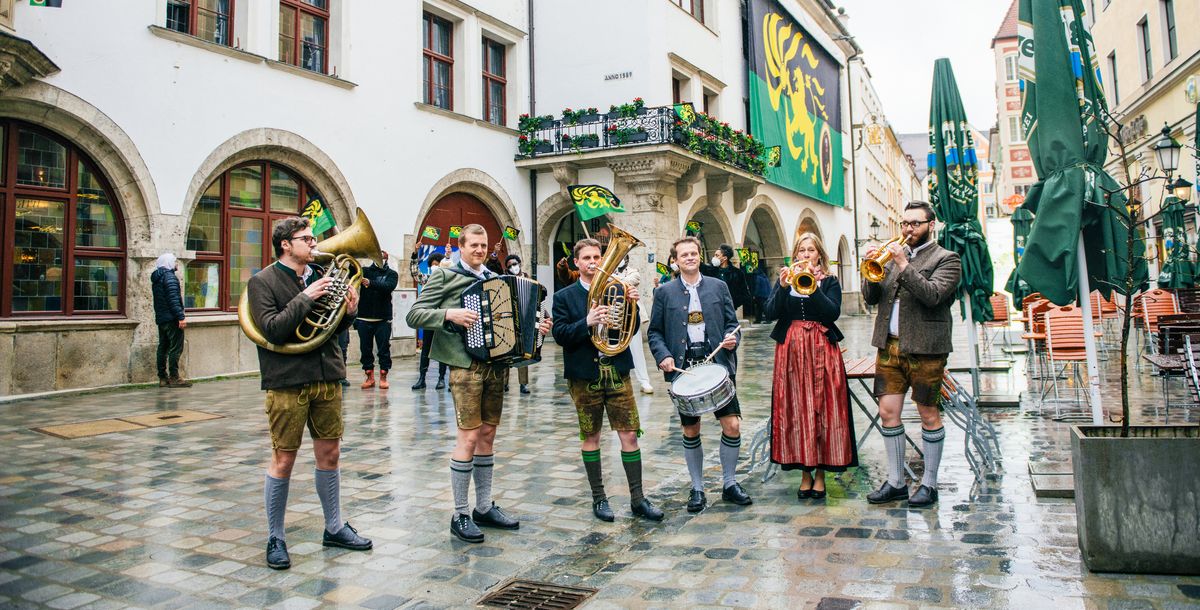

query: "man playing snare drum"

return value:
[648, 236, 752, 513]
[552, 238, 664, 523]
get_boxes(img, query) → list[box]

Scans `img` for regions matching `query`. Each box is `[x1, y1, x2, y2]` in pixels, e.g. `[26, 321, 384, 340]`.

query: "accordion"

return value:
[460, 275, 548, 367]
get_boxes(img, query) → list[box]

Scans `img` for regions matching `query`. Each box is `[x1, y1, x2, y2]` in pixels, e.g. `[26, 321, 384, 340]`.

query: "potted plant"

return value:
[606, 124, 648, 145]
[562, 107, 600, 126]
[1067, 111, 1200, 574]
[560, 132, 599, 150]
[517, 134, 553, 156]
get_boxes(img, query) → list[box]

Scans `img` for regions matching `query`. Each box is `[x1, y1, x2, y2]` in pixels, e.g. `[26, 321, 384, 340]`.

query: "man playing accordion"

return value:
[406, 224, 552, 543]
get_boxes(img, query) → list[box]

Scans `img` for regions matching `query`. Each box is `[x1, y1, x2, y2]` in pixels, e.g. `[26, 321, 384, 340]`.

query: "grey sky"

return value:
[835, 0, 1014, 134]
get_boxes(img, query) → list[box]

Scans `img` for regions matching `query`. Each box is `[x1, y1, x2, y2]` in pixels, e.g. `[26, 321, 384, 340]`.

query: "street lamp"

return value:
[856, 217, 881, 247]
[1168, 176, 1193, 203]
[1151, 123, 1182, 176]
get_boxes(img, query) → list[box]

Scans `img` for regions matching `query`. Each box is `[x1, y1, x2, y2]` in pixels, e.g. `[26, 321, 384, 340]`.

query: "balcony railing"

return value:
[516, 104, 767, 176]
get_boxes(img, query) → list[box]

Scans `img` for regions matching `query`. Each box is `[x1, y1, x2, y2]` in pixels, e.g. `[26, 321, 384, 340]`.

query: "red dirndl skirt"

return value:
[770, 320, 858, 471]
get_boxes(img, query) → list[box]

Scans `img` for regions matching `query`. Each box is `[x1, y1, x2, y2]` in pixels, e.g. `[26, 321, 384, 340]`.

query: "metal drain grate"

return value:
[478, 579, 597, 609]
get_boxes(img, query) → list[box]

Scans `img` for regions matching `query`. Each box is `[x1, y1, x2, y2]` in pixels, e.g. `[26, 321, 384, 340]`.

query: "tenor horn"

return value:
[238, 209, 383, 354]
[782, 260, 818, 295]
[588, 224, 644, 356]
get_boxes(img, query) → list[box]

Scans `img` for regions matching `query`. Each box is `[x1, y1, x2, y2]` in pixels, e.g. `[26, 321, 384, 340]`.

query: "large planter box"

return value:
[1072, 425, 1200, 574]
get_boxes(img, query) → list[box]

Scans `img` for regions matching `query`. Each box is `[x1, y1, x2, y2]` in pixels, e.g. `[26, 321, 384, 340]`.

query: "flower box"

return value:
[576, 112, 601, 124]
[533, 141, 554, 154]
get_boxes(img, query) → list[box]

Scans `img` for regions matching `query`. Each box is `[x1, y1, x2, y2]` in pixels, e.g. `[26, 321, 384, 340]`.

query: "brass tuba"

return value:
[238, 209, 383, 354]
[860, 236, 904, 283]
[588, 224, 644, 356]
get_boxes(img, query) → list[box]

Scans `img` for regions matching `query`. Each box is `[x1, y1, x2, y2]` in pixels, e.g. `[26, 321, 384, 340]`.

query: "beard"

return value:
[907, 231, 931, 247]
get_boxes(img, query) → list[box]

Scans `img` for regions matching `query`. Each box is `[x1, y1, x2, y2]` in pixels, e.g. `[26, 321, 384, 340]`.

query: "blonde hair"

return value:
[791, 232, 829, 273]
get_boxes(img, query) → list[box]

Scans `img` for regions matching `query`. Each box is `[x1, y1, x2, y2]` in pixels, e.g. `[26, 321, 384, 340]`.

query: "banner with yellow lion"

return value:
[748, 0, 844, 206]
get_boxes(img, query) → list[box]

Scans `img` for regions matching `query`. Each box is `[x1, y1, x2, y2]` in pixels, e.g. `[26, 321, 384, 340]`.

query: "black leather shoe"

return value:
[810, 488, 826, 500]
[411, 377, 427, 390]
[472, 503, 519, 529]
[722, 483, 753, 506]
[631, 498, 665, 521]
[435, 377, 446, 390]
[322, 522, 372, 550]
[908, 484, 938, 507]
[520, 384, 530, 394]
[266, 536, 290, 570]
[867, 481, 910, 504]
[797, 486, 813, 499]
[339, 379, 350, 387]
[686, 489, 707, 513]
[451, 514, 484, 543]
[592, 498, 614, 522]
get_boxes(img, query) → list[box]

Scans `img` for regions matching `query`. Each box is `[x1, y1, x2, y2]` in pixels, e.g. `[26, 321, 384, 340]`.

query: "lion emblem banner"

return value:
[747, 0, 844, 206]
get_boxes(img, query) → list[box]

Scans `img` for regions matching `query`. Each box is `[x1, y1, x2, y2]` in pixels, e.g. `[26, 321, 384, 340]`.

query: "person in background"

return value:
[151, 252, 191, 388]
[413, 252, 449, 390]
[704, 244, 750, 319]
[504, 253, 532, 394]
[356, 251, 399, 390]
[753, 266, 772, 324]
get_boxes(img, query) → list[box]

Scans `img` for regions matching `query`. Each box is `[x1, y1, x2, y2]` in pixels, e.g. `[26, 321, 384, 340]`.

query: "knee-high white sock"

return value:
[264, 474, 289, 541]
[719, 434, 741, 489]
[450, 459, 473, 516]
[920, 427, 945, 489]
[473, 454, 494, 510]
[314, 468, 341, 535]
[682, 434, 704, 491]
[881, 424, 906, 488]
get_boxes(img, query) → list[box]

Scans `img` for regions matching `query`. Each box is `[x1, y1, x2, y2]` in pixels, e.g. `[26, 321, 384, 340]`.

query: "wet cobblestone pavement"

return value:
[2, 315, 1199, 609]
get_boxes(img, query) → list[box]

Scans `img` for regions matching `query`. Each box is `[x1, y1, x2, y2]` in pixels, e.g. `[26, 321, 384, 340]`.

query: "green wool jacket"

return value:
[405, 264, 482, 369]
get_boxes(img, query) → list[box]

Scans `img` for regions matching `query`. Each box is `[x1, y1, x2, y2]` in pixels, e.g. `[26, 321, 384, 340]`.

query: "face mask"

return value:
[670, 262, 679, 272]
[711, 256, 722, 266]
[508, 264, 521, 275]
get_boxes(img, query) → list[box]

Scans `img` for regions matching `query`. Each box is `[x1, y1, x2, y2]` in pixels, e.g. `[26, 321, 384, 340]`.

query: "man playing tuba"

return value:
[247, 217, 372, 571]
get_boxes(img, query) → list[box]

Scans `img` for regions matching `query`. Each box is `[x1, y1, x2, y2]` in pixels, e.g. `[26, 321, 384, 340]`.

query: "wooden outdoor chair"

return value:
[1021, 298, 1054, 386]
[1043, 305, 1096, 420]
[980, 291, 1013, 356]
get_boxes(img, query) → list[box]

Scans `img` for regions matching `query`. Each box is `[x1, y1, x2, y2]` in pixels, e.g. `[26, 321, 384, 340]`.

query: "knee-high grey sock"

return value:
[920, 427, 946, 489]
[473, 454, 494, 510]
[881, 424, 907, 488]
[720, 434, 741, 489]
[682, 434, 704, 491]
[264, 474, 289, 541]
[582, 449, 606, 502]
[450, 459, 473, 516]
[314, 468, 342, 535]
[621, 449, 644, 504]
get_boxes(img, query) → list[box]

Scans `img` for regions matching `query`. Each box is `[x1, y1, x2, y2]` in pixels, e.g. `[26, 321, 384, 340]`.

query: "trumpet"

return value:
[781, 260, 818, 295]
[860, 236, 905, 283]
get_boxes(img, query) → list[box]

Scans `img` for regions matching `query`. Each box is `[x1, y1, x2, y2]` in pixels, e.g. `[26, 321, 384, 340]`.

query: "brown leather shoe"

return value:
[361, 370, 375, 389]
[159, 378, 169, 387]
[167, 377, 192, 388]
[378, 370, 389, 390]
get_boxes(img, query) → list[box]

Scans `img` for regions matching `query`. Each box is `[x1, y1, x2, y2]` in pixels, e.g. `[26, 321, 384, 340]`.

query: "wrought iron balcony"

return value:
[516, 104, 767, 177]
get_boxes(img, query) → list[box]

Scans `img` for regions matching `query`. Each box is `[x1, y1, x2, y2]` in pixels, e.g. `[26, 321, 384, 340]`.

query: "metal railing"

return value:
[516, 105, 766, 176]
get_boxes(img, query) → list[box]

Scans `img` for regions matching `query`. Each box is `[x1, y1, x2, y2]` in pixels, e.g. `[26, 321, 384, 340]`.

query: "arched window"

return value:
[1, 121, 125, 317]
[184, 162, 333, 311]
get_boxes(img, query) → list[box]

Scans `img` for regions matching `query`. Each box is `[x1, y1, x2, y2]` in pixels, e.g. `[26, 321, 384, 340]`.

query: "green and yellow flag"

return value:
[301, 198, 335, 235]
[421, 226, 441, 241]
[448, 226, 463, 239]
[736, 248, 751, 265]
[30, 0, 63, 6]
[747, 0, 844, 206]
[766, 146, 782, 168]
[656, 262, 671, 281]
[503, 226, 520, 240]
[674, 102, 697, 126]
[567, 184, 623, 222]
[748, 252, 760, 272]
[685, 220, 702, 236]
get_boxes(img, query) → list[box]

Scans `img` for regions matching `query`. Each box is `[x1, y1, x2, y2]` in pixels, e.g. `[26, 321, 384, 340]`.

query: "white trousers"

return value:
[628, 329, 651, 387]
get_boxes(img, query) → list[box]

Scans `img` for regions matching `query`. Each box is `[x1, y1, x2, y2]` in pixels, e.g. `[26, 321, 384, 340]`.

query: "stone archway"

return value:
[741, 195, 788, 266]
[796, 208, 823, 245]
[683, 197, 735, 256]
[836, 236, 851, 284]
[184, 128, 357, 229]
[413, 168, 524, 260]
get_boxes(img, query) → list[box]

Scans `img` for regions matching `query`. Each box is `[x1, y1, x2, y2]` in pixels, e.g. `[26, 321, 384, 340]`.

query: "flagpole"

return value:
[1076, 235, 1104, 424]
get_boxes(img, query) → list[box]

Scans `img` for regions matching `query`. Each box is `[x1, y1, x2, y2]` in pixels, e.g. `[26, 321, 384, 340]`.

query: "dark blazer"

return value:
[647, 275, 738, 380]
[151, 267, 185, 324]
[247, 262, 354, 390]
[862, 241, 962, 354]
[552, 281, 635, 380]
[765, 275, 844, 344]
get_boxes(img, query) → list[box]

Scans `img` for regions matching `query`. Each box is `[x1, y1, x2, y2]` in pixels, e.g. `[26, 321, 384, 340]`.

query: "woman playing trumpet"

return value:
[766, 233, 857, 499]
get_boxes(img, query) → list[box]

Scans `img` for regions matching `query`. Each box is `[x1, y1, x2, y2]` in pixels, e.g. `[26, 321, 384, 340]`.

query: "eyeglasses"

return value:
[899, 220, 933, 229]
[289, 235, 316, 245]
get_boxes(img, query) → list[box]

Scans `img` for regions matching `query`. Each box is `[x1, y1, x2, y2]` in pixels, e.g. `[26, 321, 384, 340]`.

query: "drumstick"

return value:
[704, 324, 742, 363]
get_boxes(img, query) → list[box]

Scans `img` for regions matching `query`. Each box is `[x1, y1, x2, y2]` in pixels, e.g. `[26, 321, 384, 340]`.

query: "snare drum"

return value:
[668, 363, 736, 417]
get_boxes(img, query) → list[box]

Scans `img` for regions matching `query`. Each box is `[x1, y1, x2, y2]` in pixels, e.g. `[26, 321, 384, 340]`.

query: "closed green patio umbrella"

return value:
[1156, 197, 1195, 289]
[928, 58, 995, 325]
[1006, 207, 1035, 308]
[1016, 0, 1147, 422]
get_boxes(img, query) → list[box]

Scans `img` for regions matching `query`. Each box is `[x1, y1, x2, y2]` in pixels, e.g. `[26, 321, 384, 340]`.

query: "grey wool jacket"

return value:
[861, 241, 962, 355]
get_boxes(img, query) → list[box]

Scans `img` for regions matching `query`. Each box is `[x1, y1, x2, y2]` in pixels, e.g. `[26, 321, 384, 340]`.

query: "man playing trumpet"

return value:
[861, 201, 961, 508]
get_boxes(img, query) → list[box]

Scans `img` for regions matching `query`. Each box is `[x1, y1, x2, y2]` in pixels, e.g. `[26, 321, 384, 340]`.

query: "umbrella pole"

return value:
[1076, 236, 1104, 424]
[965, 293, 982, 397]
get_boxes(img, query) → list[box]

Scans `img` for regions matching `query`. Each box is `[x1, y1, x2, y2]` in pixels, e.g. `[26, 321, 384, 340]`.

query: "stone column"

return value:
[608, 153, 693, 289]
